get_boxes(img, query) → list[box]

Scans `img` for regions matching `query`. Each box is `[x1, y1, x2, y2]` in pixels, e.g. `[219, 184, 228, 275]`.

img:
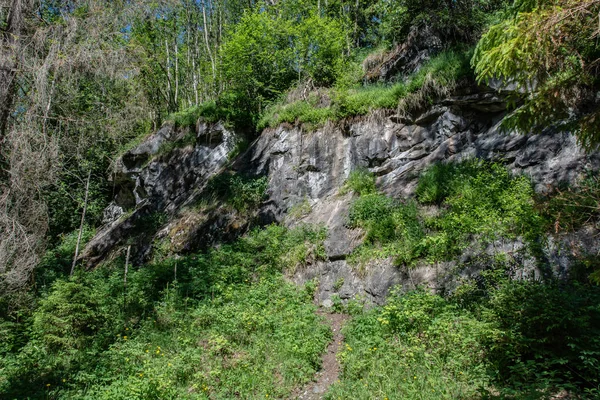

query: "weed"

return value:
[288, 198, 312, 219]
[341, 168, 376, 196]
[207, 173, 268, 213]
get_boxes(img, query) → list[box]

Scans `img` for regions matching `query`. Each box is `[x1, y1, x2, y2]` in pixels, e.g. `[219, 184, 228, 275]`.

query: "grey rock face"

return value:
[81, 121, 238, 266]
[248, 92, 599, 304]
[85, 90, 599, 304]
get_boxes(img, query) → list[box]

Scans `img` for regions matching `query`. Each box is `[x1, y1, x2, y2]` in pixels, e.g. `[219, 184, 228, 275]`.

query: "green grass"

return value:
[0, 224, 329, 399]
[166, 101, 223, 129]
[258, 49, 472, 130]
[327, 273, 600, 399]
[82, 276, 331, 400]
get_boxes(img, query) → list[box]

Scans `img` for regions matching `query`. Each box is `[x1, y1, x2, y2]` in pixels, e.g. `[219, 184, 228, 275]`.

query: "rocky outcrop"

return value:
[364, 24, 443, 82]
[83, 89, 599, 304]
[241, 91, 597, 303]
[81, 121, 239, 266]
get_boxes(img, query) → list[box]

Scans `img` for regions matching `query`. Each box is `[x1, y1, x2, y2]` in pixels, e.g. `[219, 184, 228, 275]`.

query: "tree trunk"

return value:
[0, 0, 26, 174]
[202, 0, 216, 93]
[71, 170, 91, 276]
[123, 245, 130, 313]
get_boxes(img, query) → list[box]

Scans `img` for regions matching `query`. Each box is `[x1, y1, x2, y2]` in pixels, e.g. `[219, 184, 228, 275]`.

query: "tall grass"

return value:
[258, 49, 472, 130]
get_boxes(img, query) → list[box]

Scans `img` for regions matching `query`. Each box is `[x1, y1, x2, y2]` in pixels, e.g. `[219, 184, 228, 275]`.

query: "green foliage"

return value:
[81, 277, 331, 400]
[207, 173, 268, 212]
[31, 280, 106, 353]
[371, 0, 507, 45]
[483, 279, 600, 393]
[348, 196, 425, 267]
[259, 49, 472, 129]
[288, 198, 312, 219]
[342, 168, 377, 195]
[472, 0, 600, 149]
[331, 275, 600, 399]
[0, 224, 328, 398]
[542, 172, 600, 233]
[166, 101, 221, 128]
[36, 226, 96, 291]
[415, 162, 473, 204]
[349, 160, 544, 267]
[426, 161, 543, 253]
[221, 7, 347, 122]
[328, 287, 496, 399]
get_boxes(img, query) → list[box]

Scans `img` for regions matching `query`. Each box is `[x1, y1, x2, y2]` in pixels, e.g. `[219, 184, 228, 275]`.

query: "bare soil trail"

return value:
[294, 311, 349, 400]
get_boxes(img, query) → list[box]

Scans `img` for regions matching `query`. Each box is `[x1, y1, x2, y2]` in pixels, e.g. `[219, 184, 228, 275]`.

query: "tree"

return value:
[220, 6, 347, 117]
[473, 0, 600, 149]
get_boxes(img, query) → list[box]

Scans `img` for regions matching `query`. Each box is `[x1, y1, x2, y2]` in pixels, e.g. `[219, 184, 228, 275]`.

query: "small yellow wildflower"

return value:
[62, 379, 66, 383]
[123, 336, 128, 340]
[146, 350, 149, 353]
[46, 384, 51, 387]
[139, 373, 144, 377]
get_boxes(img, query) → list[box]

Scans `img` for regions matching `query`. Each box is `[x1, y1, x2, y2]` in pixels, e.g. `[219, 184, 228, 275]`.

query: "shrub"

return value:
[484, 279, 600, 392]
[259, 49, 472, 130]
[31, 280, 106, 353]
[348, 161, 544, 268]
[207, 173, 268, 212]
[342, 168, 377, 196]
[416, 160, 544, 259]
[331, 276, 600, 399]
[328, 287, 496, 399]
[221, 8, 347, 122]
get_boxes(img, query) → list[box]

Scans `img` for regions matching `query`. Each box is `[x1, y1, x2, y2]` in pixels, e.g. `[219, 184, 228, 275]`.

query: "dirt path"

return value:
[294, 311, 348, 400]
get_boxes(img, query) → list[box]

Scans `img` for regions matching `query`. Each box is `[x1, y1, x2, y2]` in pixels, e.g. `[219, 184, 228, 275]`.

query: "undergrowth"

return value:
[346, 160, 544, 268]
[328, 258, 600, 399]
[0, 224, 329, 399]
[205, 173, 269, 213]
[258, 49, 472, 130]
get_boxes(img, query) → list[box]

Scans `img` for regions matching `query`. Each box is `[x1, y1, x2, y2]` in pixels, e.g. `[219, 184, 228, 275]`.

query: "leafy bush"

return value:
[0, 224, 328, 398]
[348, 161, 544, 268]
[484, 279, 600, 393]
[429, 161, 543, 255]
[31, 280, 107, 353]
[332, 270, 600, 399]
[372, 0, 506, 46]
[207, 173, 268, 212]
[81, 276, 331, 400]
[36, 226, 96, 291]
[542, 172, 600, 233]
[221, 8, 347, 121]
[342, 168, 377, 196]
[328, 287, 496, 399]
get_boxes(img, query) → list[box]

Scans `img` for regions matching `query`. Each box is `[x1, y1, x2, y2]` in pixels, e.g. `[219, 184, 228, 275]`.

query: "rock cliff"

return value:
[82, 87, 600, 305]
